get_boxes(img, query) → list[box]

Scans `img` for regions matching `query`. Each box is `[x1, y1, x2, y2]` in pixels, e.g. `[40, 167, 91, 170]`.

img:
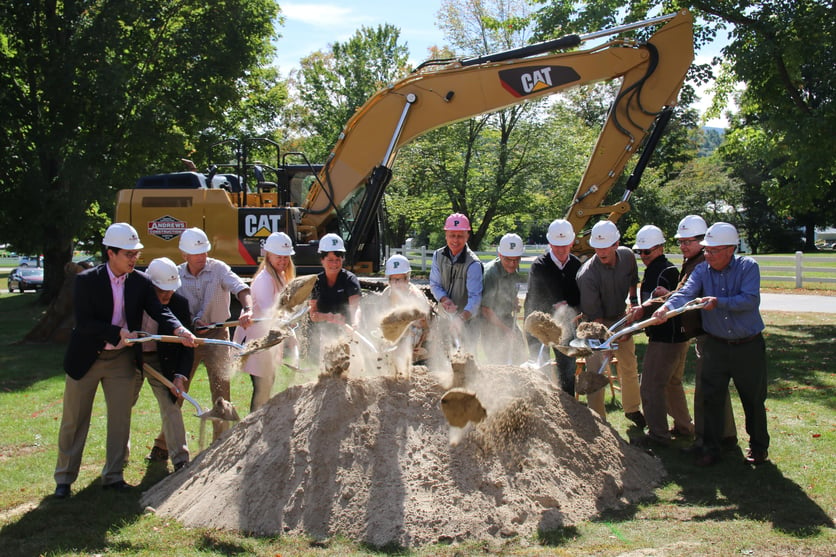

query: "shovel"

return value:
[127, 333, 245, 351]
[141, 363, 238, 422]
[195, 318, 271, 331]
[342, 323, 379, 353]
[569, 299, 709, 352]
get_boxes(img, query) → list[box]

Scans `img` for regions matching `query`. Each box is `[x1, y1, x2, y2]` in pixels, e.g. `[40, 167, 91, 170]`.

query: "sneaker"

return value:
[625, 411, 647, 429]
[145, 446, 169, 463]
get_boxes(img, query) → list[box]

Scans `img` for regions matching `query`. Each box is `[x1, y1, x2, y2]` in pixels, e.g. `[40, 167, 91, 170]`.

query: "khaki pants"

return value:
[155, 328, 232, 449]
[55, 348, 135, 485]
[144, 354, 189, 467]
[585, 334, 640, 418]
[641, 341, 693, 440]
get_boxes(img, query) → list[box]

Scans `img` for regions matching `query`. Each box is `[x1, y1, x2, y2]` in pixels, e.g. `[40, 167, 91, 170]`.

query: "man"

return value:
[480, 233, 525, 364]
[630, 225, 692, 446]
[523, 219, 581, 394]
[141, 257, 194, 471]
[149, 226, 252, 457]
[658, 215, 737, 451]
[654, 222, 768, 467]
[576, 220, 643, 425]
[429, 212, 483, 351]
[54, 223, 195, 498]
[379, 254, 430, 363]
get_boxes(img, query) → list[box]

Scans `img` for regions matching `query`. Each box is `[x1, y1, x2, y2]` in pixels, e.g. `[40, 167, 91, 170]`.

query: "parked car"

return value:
[8, 267, 44, 292]
[17, 255, 42, 267]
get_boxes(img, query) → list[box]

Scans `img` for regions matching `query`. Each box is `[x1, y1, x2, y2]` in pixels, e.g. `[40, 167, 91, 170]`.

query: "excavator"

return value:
[115, 9, 694, 275]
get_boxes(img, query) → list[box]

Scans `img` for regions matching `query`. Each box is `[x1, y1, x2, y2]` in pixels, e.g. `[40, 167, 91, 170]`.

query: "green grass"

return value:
[0, 286, 834, 556]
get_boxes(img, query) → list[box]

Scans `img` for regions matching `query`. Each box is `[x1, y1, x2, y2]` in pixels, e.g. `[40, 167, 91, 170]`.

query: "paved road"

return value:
[760, 292, 836, 313]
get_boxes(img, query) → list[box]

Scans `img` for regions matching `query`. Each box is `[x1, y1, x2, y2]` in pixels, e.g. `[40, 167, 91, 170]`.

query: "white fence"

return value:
[388, 246, 836, 288]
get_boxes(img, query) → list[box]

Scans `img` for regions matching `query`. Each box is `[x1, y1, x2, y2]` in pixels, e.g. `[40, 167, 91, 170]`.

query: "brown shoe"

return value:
[744, 449, 769, 465]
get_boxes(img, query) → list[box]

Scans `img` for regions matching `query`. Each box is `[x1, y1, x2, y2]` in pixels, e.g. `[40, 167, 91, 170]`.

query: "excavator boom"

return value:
[301, 9, 694, 259]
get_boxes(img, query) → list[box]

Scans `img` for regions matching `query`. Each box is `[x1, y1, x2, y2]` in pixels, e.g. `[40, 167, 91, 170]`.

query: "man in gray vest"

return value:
[429, 212, 483, 351]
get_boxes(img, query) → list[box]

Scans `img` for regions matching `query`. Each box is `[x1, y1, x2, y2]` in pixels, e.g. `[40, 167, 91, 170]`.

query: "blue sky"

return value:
[273, 1, 729, 125]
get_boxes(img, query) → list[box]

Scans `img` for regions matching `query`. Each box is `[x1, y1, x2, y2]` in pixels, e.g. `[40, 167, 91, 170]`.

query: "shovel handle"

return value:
[609, 300, 709, 345]
[196, 317, 270, 331]
[142, 363, 205, 416]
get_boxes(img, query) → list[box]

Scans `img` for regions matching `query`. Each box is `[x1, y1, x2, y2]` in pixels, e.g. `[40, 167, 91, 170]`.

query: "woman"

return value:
[309, 233, 361, 346]
[233, 232, 295, 412]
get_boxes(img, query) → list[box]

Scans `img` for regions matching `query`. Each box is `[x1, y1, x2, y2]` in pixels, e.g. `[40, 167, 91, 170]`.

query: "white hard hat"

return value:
[675, 215, 708, 239]
[385, 254, 411, 276]
[546, 219, 575, 246]
[498, 233, 524, 257]
[700, 222, 739, 247]
[147, 257, 181, 291]
[318, 233, 345, 253]
[633, 225, 665, 250]
[588, 220, 621, 249]
[264, 232, 295, 256]
[179, 227, 211, 254]
[103, 223, 144, 250]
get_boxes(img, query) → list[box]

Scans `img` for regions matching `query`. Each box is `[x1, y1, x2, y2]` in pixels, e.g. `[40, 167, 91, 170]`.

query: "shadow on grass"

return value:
[0, 295, 66, 392]
[0, 464, 249, 557]
[648, 443, 833, 538]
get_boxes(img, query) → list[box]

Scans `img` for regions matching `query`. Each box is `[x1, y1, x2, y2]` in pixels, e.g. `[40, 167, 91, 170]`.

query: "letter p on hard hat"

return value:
[498, 233, 524, 257]
[385, 254, 411, 276]
[444, 213, 471, 231]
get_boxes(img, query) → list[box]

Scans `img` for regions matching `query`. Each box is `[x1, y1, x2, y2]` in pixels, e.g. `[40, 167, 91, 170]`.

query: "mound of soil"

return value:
[141, 366, 664, 547]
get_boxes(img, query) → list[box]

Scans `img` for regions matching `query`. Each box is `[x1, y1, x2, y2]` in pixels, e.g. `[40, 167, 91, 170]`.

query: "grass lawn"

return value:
[0, 283, 833, 556]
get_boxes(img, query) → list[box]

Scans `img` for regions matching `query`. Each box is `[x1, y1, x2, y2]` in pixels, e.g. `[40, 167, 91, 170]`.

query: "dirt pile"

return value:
[141, 366, 664, 547]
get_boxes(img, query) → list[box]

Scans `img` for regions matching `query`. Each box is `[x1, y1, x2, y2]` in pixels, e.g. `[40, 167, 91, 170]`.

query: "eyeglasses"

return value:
[122, 250, 141, 259]
[677, 239, 697, 247]
[635, 248, 657, 256]
[389, 277, 409, 284]
[704, 246, 733, 256]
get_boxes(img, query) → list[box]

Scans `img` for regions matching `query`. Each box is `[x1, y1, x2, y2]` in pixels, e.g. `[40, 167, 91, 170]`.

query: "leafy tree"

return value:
[285, 25, 410, 162]
[0, 0, 280, 302]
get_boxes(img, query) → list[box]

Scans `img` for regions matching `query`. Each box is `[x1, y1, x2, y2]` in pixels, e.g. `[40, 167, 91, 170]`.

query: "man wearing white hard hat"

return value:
[233, 232, 296, 412]
[429, 212, 483, 351]
[152, 227, 252, 449]
[663, 215, 737, 453]
[140, 257, 194, 470]
[576, 220, 643, 426]
[523, 219, 582, 394]
[629, 225, 693, 446]
[480, 233, 526, 364]
[53, 224, 196, 499]
[654, 222, 769, 467]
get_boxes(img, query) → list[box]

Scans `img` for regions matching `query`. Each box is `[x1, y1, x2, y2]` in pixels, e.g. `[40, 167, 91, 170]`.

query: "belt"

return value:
[707, 333, 760, 345]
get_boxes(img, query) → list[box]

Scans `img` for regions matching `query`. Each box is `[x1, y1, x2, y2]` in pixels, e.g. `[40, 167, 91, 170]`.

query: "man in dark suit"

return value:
[53, 223, 195, 499]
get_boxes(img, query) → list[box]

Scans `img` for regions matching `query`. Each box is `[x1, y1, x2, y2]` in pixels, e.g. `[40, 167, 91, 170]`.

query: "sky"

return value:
[273, 1, 729, 126]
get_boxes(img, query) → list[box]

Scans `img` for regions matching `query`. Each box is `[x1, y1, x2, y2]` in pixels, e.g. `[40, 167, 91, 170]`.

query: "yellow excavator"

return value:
[115, 9, 694, 275]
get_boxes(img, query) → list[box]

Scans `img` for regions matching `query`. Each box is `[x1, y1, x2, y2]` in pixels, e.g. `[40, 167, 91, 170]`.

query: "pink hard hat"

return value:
[443, 212, 471, 231]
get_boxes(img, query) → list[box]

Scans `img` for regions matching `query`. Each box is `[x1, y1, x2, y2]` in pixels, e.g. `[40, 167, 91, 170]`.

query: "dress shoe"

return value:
[54, 483, 71, 499]
[102, 480, 134, 491]
[145, 446, 169, 462]
[625, 411, 647, 429]
[744, 449, 769, 465]
[173, 461, 187, 472]
[694, 452, 720, 467]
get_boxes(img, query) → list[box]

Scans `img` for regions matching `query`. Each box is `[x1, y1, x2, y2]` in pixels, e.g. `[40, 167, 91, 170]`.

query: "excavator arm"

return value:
[300, 9, 694, 261]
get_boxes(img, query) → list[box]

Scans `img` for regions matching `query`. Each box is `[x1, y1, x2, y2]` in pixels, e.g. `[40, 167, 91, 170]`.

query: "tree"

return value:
[0, 0, 281, 302]
[695, 0, 836, 248]
[285, 25, 410, 162]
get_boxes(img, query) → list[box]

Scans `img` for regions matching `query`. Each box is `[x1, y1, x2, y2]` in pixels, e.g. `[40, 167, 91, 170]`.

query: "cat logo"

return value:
[499, 65, 581, 98]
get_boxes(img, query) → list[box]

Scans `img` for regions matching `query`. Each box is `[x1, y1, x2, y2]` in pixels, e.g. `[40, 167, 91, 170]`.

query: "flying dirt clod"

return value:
[440, 388, 487, 428]
[524, 311, 564, 346]
[278, 275, 317, 311]
[380, 307, 427, 342]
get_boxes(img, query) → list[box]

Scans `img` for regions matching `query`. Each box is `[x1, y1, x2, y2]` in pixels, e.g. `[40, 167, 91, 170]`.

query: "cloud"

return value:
[281, 3, 368, 28]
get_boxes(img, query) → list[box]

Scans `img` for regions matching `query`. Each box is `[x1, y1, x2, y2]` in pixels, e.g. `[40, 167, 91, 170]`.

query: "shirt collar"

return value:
[106, 263, 127, 285]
